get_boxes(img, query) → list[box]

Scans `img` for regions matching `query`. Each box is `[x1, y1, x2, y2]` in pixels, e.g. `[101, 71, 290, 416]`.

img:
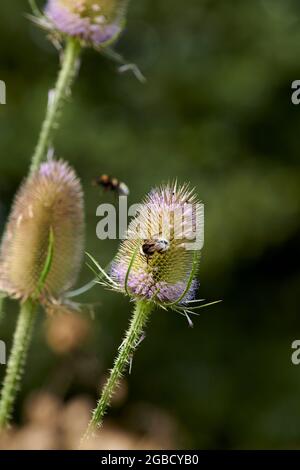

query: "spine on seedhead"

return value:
[0, 160, 84, 303]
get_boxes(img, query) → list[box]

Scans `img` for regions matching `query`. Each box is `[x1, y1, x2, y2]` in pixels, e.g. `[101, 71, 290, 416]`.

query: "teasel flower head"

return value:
[83, 184, 219, 437]
[0, 160, 85, 304]
[88, 183, 211, 324]
[33, 0, 129, 48]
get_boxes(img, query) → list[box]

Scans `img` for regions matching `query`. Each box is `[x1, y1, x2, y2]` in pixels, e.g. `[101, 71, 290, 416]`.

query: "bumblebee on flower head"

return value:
[93, 174, 129, 197]
[141, 237, 170, 263]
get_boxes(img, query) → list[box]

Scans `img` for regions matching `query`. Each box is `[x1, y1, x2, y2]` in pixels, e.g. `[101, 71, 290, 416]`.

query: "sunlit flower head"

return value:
[0, 160, 85, 302]
[110, 183, 204, 305]
[44, 0, 129, 47]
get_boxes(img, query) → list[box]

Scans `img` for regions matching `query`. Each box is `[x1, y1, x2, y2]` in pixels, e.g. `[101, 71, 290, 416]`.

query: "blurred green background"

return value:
[1, 0, 300, 449]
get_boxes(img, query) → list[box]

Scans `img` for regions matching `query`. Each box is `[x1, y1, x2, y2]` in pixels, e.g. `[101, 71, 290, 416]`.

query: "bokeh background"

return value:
[1, 0, 300, 449]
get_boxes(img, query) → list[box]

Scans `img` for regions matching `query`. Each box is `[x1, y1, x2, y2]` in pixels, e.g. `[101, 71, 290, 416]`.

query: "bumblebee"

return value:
[93, 174, 129, 196]
[141, 238, 170, 262]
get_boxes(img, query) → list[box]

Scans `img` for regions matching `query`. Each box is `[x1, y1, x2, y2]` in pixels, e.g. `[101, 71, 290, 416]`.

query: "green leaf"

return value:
[124, 245, 139, 297]
[85, 252, 117, 287]
[28, 0, 42, 17]
[33, 226, 54, 299]
[165, 251, 199, 307]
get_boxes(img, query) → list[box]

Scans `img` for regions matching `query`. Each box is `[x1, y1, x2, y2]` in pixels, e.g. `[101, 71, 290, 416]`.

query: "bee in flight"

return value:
[141, 237, 170, 263]
[93, 174, 129, 196]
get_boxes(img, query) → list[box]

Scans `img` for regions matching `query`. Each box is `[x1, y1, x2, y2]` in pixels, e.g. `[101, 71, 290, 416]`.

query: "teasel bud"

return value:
[0, 160, 85, 303]
[110, 183, 204, 306]
[44, 0, 129, 48]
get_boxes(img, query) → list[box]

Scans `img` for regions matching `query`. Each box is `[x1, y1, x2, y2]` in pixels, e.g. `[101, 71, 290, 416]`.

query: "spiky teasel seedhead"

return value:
[0, 160, 85, 303]
[110, 183, 204, 306]
[42, 0, 129, 48]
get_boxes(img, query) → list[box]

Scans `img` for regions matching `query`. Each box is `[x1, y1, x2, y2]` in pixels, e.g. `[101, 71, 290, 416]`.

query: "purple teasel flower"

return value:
[44, 0, 129, 47]
[82, 184, 218, 436]
[110, 183, 203, 306]
[87, 183, 210, 325]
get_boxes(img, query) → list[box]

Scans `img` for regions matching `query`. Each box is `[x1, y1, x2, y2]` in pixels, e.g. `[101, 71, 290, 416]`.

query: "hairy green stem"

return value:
[83, 300, 153, 441]
[0, 300, 37, 428]
[30, 38, 81, 174]
[0, 296, 5, 325]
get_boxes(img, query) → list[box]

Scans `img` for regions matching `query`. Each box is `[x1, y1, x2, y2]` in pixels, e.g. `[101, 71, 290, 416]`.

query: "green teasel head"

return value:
[0, 160, 85, 302]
